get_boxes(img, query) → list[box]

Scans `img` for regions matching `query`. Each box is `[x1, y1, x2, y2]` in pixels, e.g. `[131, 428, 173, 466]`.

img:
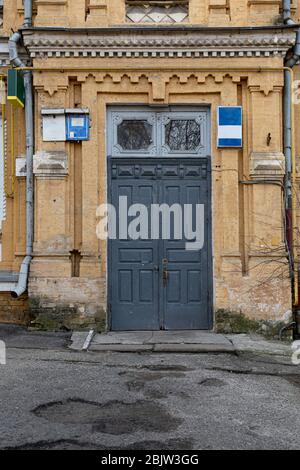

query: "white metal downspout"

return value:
[8, 1, 33, 298]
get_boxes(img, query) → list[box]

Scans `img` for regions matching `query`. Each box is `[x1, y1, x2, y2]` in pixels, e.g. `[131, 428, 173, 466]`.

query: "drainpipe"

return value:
[284, 29, 300, 207]
[23, 0, 33, 28]
[283, 1, 300, 338]
[283, 1, 297, 212]
[284, 28, 300, 337]
[8, 1, 33, 297]
[283, 0, 294, 25]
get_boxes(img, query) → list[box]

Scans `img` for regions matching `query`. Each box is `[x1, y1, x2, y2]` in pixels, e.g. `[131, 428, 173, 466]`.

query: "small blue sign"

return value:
[217, 106, 242, 148]
[66, 113, 89, 141]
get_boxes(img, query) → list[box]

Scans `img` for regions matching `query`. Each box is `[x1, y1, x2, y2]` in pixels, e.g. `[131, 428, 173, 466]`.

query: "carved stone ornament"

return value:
[33, 151, 68, 177]
[250, 151, 285, 179]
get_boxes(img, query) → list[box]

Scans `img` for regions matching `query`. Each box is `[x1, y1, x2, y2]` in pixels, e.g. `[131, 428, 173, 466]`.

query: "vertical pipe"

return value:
[10, 104, 15, 196]
[9, 2, 34, 297]
[284, 69, 293, 271]
[283, 0, 294, 25]
[11, 70, 34, 298]
[291, 70, 299, 307]
[23, 0, 33, 28]
[1, 101, 6, 211]
[285, 29, 300, 314]
[24, 71, 34, 260]
[284, 69, 292, 210]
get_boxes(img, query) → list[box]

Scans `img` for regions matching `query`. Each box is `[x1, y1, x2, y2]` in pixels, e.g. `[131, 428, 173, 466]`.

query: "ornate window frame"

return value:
[109, 108, 208, 158]
[160, 112, 206, 157]
[111, 111, 157, 157]
[125, 0, 189, 24]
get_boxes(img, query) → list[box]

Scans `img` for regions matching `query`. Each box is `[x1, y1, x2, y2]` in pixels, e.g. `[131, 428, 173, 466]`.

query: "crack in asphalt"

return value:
[2, 437, 193, 451]
[205, 366, 300, 381]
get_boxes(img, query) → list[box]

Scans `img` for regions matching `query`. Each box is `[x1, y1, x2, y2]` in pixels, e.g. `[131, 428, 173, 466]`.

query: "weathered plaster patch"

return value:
[33, 151, 68, 177]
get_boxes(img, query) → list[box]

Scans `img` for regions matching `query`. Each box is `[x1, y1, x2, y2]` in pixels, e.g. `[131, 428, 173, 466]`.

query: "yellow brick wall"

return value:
[0, 0, 298, 330]
[0, 293, 28, 325]
[1, 105, 26, 271]
[26, 56, 292, 329]
[1, 0, 298, 31]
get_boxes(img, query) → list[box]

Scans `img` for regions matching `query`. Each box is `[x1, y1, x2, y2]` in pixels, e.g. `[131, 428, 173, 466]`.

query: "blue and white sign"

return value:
[217, 106, 242, 148]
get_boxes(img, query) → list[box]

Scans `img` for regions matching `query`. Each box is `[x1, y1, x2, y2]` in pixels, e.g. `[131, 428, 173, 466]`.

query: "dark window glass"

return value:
[165, 119, 201, 151]
[117, 120, 153, 151]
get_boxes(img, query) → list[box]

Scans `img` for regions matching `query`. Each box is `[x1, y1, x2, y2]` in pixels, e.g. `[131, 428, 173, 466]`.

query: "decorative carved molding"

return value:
[33, 71, 283, 99]
[111, 160, 208, 180]
[86, 0, 108, 23]
[23, 28, 295, 59]
[126, 2, 189, 24]
[250, 151, 285, 179]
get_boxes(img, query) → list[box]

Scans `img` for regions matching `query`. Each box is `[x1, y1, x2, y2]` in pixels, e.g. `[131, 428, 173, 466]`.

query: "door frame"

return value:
[106, 105, 213, 331]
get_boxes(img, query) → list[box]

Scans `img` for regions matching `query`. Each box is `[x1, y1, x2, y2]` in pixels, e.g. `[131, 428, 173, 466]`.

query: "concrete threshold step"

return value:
[90, 343, 235, 353]
[70, 330, 235, 353]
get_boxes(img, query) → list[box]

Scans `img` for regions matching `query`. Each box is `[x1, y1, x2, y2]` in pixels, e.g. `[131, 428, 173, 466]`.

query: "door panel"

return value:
[109, 158, 211, 331]
[162, 179, 209, 330]
[110, 178, 160, 330]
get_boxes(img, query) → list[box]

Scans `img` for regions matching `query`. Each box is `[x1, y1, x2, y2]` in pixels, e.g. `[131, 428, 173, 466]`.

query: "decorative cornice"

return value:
[22, 28, 295, 59]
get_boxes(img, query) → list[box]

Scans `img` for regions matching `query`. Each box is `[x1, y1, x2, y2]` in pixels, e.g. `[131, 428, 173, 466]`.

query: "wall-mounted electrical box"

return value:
[7, 69, 25, 108]
[66, 109, 89, 141]
[42, 108, 90, 142]
[42, 109, 66, 142]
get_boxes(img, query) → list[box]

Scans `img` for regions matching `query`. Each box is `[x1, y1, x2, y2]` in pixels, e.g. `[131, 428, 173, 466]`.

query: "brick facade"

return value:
[0, 1, 299, 334]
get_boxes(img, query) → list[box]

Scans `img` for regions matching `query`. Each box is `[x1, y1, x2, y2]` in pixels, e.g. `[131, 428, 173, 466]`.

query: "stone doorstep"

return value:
[70, 330, 236, 353]
[70, 331, 294, 356]
[89, 344, 235, 353]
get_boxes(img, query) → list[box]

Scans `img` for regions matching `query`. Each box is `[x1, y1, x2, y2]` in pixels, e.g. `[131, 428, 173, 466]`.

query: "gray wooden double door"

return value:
[107, 108, 212, 331]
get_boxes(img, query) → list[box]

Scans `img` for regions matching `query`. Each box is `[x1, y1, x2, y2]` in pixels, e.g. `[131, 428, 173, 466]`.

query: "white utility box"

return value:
[42, 109, 66, 142]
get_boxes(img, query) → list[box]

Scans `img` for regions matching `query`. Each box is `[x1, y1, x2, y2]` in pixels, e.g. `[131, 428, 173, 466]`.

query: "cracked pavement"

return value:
[0, 325, 299, 450]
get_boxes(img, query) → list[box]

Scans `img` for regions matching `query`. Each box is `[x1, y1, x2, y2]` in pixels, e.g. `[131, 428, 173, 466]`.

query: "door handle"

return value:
[163, 269, 169, 287]
[162, 258, 169, 287]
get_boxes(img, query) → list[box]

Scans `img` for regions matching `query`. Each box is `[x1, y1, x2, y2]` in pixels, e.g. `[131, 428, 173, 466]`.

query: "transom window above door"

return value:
[125, 1, 189, 24]
[164, 118, 202, 152]
[117, 119, 154, 151]
[109, 109, 208, 157]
